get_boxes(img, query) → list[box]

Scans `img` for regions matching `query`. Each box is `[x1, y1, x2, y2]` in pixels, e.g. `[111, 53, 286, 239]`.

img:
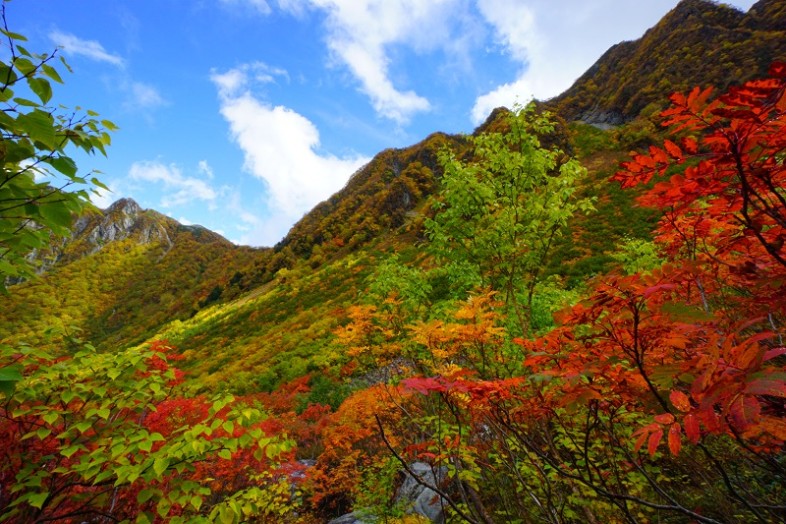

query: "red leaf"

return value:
[745, 377, 786, 398]
[663, 139, 683, 160]
[668, 423, 682, 456]
[684, 414, 700, 444]
[402, 377, 450, 395]
[670, 390, 691, 413]
[763, 347, 786, 361]
[648, 428, 663, 457]
[681, 136, 699, 154]
[729, 396, 761, 430]
[633, 431, 648, 453]
[654, 413, 675, 425]
[769, 61, 786, 78]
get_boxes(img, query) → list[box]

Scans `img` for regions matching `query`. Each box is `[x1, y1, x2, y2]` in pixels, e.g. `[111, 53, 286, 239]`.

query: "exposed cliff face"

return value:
[26, 198, 236, 277]
[72, 198, 172, 254]
[550, 0, 786, 125]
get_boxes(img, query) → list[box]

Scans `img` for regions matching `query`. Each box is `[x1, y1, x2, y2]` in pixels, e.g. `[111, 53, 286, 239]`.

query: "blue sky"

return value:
[9, 0, 756, 246]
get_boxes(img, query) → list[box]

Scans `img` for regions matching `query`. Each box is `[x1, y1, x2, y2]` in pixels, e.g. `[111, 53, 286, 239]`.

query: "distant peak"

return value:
[105, 198, 142, 215]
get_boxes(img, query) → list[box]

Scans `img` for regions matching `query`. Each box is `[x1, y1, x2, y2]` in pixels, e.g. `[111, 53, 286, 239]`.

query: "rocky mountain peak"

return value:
[71, 198, 171, 254]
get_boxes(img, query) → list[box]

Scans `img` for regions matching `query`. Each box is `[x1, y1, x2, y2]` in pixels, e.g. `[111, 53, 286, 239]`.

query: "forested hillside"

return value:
[2, 1, 785, 522]
[0, 198, 267, 349]
[551, 0, 786, 125]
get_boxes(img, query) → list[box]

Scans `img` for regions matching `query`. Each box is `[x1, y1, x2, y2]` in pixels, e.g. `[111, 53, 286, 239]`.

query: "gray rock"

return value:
[394, 462, 446, 523]
[327, 510, 376, 524]
[330, 462, 446, 524]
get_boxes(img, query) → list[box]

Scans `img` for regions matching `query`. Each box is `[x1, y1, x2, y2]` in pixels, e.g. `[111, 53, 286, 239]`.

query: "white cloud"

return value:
[129, 161, 217, 208]
[283, 0, 471, 124]
[219, 0, 272, 14]
[49, 31, 124, 67]
[470, 0, 742, 124]
[211, 65, 370, 245]
[90, 185, 116, 209]
[198, 160, 215, 179]
[212, 62, 288, 97]
[128, 81, 166, 110]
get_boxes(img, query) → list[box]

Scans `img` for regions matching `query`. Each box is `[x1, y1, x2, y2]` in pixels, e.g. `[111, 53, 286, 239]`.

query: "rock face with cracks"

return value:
[328, 462, 446, 524]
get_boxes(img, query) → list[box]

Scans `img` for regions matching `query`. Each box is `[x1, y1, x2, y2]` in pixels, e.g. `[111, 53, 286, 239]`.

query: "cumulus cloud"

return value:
[211, 64, 369, 245]
[129, 161, 217, 208]
[90, 185, 117, 209]
[49, 31, 124, 67]
[470, 0, 712, 124]
[212, 62, 288, 96]
[280, 0, 473, 124]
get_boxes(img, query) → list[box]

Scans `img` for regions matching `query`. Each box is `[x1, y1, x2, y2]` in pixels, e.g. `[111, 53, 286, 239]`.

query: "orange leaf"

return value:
[648, 428, 663, 457]
[681, 136, 699, 154]
[654, 413, 675, 425]
[668, 423, 682, 456]
[669, 390, 691, 413]
[663, 139, 683, 160]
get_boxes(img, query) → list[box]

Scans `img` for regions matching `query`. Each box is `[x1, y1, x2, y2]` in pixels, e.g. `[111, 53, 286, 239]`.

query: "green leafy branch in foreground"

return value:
[0, 338, 296, 523]
[0, 4, 114, 293]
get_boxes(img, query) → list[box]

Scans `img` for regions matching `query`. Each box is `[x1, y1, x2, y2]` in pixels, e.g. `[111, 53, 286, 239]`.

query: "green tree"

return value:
[426, 104, 594, 335]
[0, 5, 113, 294]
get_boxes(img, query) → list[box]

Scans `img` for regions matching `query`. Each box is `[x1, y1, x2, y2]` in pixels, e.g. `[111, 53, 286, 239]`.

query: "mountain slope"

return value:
[551, 0, 786, 126]
[2, 0, 779, 385]
[0, 198, 268, 348]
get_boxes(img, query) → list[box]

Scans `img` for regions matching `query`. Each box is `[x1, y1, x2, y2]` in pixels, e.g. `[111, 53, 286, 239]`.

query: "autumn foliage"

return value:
[361, 63, 786, 522]
[3, 15, 786, 521]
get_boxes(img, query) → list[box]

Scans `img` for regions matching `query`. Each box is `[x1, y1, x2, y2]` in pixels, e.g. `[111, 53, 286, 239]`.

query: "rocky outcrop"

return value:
[328, 462, 447, 524]
[327, 511, 376, 524]
[75, 198, 172, 253]
[394, 462, 446, 523]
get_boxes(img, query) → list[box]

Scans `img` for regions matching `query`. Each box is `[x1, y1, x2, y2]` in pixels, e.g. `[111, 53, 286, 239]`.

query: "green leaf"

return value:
[0, 62, 18, 85]
[17, 110, 56, 149]
[0, 86, 14, 102]
[0, 364, 23, 383]
[138, 489, 157, 504]
[74, 421, 93, 433]
[153, 457, 170, 477]
[12, 97, 39, 107]
[101, 119, 119, 131]
[219, 505, 236, 524]
[13, 57, 35, 76]
[1, 29, 28, 41]
[27, 492, 48, 509]
[156, 498, 171, 518]
[61, 444, 81, 458]
[218, 449, 232, 460]
[46, 155, 78, 177]
[28, 77, 52, 104]
[41, 411, 59, 425]
[41, 64, 63, 83]
[38, 202, 73, 230]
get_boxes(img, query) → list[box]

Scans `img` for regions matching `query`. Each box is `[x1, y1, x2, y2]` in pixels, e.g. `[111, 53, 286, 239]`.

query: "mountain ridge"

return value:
[3, 0, 781, 371]
[550, 0, 786, 126]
